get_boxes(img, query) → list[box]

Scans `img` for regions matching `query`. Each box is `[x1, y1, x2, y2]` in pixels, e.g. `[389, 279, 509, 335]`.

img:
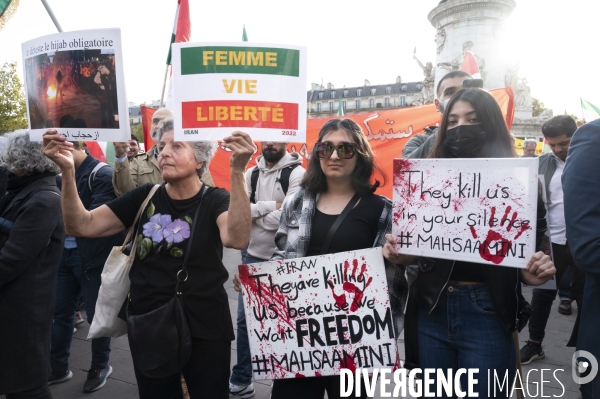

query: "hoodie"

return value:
[245, 151, 305, 260]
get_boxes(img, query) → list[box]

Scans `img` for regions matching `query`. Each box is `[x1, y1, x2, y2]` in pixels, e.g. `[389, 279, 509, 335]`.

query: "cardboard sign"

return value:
[21, 29, 129, 141]
[392, 158, 538, 268]
[238, 248, 398, 380]
[171, 42, 307, 142]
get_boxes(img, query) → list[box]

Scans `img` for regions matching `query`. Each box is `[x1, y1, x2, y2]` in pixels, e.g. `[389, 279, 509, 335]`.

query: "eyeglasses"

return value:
[314, 141, 357, 159]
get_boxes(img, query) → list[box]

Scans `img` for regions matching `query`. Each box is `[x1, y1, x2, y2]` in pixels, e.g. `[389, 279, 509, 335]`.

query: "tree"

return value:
[532, 97, 547, 117]
[131, 123, 143, 142]
[0, 62, 28, 134]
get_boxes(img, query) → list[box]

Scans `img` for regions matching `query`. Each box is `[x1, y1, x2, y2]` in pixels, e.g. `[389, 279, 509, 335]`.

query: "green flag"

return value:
[337, 96, 344, 116]
[242, 25, 248, 42]
[0, 0, 19, 31]
[581, 98, 600, 123]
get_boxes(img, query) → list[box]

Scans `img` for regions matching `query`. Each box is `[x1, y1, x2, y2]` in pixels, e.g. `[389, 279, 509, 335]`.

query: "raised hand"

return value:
[222, 131, 256, 173]
[42, 129, 75, 172]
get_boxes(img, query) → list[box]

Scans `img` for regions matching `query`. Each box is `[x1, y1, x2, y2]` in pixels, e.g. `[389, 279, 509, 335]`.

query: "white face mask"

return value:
[438, 98, 451, 114]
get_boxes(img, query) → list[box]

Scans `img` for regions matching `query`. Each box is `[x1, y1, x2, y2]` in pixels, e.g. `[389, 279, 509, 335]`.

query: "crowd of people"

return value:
[0, 68, 598, 399]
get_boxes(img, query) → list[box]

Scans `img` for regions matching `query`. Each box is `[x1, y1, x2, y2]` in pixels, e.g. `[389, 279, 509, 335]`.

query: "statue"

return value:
[413, 49, 435, 104]
[435, 28, 446, 54]
[437, 41, 486, 82]
[515, 78, 532, 108]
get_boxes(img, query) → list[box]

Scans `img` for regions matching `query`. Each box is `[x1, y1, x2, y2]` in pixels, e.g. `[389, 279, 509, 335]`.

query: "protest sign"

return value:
[238, 248, 398, 380]
[21, 29, 129, 141]
[392, 158, 538, 268]
[171, 42, 307, 142]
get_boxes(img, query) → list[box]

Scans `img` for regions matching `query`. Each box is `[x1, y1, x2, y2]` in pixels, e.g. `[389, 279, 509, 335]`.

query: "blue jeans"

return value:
[418, 284, 516, 398]
[50, 248, 111, 372]
[230, 253, 266, 386]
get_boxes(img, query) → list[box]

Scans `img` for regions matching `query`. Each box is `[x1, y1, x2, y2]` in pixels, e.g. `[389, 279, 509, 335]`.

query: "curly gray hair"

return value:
[156, 116, 218, 178]
[0, 130, 60, 176]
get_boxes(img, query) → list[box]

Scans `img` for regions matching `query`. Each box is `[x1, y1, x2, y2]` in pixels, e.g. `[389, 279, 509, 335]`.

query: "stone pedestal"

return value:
[428, 0, 516, 91]
[514, 106, 533, 121]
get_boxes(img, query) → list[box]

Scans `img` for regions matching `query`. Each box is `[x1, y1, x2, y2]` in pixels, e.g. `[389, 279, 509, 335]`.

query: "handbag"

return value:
[126, 185, 207, 378]
[88, 184, 160, 339]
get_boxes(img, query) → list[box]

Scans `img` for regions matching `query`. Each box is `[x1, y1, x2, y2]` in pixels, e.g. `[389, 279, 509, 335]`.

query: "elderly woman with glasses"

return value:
[42, 118, 255, 399]
[233, 118, 408, 399]
[0, 131, 64, 399]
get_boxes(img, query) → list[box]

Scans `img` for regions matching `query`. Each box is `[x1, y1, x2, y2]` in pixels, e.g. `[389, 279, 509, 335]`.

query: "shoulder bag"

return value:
[88, 184, 160, 339]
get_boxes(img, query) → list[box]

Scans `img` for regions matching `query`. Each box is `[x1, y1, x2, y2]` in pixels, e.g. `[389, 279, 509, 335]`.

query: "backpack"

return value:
[88, 162, 109, 191]
[250, 164, 299, 204]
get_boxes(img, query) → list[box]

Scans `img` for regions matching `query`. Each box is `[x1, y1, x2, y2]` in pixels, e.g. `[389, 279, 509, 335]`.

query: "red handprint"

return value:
[328, 259, 373, 312]
[470, 206, 531, 265]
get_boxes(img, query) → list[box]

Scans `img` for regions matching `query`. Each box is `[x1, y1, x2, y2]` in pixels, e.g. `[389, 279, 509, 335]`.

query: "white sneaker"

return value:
[229, 382, 255, 398]
[75, 311, 85, 326]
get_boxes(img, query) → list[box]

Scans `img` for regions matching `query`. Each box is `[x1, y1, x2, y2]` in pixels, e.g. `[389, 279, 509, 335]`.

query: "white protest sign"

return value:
[171, 42, 307, 142]
[21, 29, 129, 141]
[392, 158, 538, 268]
[238, 248, 398, 380]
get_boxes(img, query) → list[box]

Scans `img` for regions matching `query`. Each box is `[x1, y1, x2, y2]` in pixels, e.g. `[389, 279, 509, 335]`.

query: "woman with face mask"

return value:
[384, 89, 556, 397]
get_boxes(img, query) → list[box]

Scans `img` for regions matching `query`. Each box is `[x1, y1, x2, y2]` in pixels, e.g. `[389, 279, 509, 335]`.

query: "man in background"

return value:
[522, 139, 538, 157]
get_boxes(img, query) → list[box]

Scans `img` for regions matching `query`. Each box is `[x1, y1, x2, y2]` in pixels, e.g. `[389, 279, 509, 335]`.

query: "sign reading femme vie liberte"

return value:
[172, 42, 307, 142]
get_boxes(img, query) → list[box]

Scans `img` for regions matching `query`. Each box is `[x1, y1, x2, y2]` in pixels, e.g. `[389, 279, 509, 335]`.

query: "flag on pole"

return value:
[165, 0, 191, 108]
[0, 0, 19, 31]
[581, 98, 600, 123]
[337, 96, 344, 116]
[242, 25, 248, 42]
[461, 51, 481, 79]
[166, 0, 191, 65]
[141, 105, 158, 149]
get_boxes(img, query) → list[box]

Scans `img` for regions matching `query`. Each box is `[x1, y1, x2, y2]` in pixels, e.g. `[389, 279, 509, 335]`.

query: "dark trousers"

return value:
[272, 375, 367, 399]
[5, 384, 53, 399]
[134, 338, 231, 399]
[529, 242, 584, 342]
[50, 248, 111, 372]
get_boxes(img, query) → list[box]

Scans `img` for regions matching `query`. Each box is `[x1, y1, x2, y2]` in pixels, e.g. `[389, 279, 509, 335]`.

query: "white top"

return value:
[546, 154, 567, 244]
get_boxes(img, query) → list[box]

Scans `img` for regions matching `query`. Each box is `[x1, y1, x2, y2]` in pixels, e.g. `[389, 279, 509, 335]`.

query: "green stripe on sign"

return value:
[180, 46, 300, 77]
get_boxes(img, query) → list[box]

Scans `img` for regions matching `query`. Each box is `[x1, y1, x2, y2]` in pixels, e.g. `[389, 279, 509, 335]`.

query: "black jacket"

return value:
[66, 155, 124, 271]
[0, 175, 64, 393]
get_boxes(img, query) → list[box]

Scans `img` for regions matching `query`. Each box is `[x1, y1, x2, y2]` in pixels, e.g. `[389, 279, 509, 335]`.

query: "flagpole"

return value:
[160, 64, 170, 108]
[40, 0, 63, 32]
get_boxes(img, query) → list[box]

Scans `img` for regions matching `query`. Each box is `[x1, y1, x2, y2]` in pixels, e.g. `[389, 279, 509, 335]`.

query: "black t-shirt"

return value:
[106, 183, 234, 341]
[449, 261, 485, 283]
[306, 193, 386, 256]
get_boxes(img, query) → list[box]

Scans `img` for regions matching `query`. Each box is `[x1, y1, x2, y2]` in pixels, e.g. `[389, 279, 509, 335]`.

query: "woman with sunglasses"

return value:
[384, 89, 556, 397]
[234, 118, 407, 399]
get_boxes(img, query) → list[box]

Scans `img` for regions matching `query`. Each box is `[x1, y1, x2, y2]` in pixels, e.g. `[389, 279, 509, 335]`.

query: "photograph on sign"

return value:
[392, 158, 538, 268]
[21, 29, 130, 141]
[171, 42, 307, 142]
[238, 248, 398, 380]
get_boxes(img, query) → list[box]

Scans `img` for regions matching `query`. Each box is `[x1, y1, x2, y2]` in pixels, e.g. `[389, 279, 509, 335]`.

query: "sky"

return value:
[1, 0, 599, 117]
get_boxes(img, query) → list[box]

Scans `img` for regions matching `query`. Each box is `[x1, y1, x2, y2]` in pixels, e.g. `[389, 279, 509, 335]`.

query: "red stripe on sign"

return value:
[182, 100, 299, 129]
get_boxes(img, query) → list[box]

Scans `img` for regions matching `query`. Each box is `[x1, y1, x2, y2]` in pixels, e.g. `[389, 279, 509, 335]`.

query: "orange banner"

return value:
[141, 105, 157, 150]
[209, 88, 514, 199]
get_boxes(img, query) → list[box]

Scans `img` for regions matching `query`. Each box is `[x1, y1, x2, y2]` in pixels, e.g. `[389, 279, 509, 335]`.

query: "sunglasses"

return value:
[314, 141, 357, 159]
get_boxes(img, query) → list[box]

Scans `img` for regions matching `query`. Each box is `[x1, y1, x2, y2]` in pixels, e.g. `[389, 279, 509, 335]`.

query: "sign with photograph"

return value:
[21, 29, 129, 141]
[392, 158, 538, 268]
[171, 42, 307, 142]
[238, 248, 398, 380]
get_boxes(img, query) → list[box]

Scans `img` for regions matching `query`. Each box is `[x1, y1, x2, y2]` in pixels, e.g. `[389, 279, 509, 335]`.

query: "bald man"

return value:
[112, 108, 214, 196]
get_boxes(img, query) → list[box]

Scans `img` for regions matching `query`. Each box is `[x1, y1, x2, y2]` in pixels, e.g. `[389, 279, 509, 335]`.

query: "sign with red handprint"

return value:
[392, 158, 538, 268]
[238, 247, 398, 380]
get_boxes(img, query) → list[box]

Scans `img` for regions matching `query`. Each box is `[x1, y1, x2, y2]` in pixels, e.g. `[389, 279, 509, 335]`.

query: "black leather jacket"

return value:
[415, 185, 548, 333]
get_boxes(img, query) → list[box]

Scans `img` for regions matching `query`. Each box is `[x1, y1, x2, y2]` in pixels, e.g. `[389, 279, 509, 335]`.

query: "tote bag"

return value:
[88, 185, 160, 339]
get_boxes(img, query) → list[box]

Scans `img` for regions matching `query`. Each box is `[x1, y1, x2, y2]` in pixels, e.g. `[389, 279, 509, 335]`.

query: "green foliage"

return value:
[131, 123, 143, 142]
[532, 97, 547, 117]
[0, 61, 28, 134]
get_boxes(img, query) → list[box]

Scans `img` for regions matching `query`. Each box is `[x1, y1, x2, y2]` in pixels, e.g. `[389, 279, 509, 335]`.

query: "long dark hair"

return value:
[429, 89, 517, 158]
[301, 118, 386, 194]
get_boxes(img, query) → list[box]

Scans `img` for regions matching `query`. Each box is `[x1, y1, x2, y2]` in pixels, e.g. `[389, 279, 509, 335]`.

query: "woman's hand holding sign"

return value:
[521, 252, 556, 286]
[383, 234, 418, 265]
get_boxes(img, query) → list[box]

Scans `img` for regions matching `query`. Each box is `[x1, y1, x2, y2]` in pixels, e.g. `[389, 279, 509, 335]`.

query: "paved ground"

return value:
[3, 248, 582, 398]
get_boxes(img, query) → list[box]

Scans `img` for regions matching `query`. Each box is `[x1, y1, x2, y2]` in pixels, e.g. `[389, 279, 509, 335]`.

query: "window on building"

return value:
[355, 100, 360, 109]
[318, 92, 323, 99]
[329, 102, 334, 112]
[400, 96, 406, 106]
[370, 88, 376, 95]
[385, 97, 390, 107]
[401, 84, 407, 92]
[416, 83, 423, 91]
[356, 88, 362, 97]
[343, 89, 349, 97]
[385, 86, 391, 94]
[369, 99, 375, 108]
[317, 103, 321, 112]
[331, 91, 336, 99]
[342, 101, 346, 110]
